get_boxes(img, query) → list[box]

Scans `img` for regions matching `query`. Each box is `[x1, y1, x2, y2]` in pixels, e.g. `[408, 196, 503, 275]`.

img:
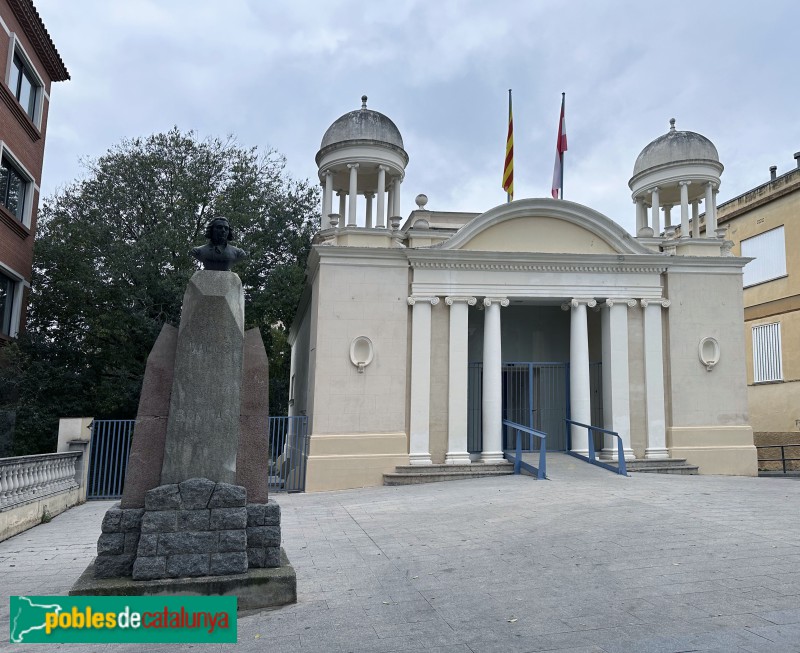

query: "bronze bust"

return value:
[191, 217, 247, 271]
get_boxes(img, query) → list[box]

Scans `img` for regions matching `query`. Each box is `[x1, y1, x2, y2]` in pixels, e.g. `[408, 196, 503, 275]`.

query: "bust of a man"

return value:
[190, 217, 247, 271]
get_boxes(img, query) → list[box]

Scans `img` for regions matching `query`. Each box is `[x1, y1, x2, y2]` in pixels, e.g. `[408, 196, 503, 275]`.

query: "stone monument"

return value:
[71, 218, 295, 609]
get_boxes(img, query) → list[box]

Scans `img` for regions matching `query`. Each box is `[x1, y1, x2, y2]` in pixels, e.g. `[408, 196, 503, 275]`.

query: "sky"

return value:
[36, 0, 800, 235]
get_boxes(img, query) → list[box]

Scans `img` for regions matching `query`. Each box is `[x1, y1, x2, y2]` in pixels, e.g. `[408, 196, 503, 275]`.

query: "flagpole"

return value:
[560, 92, 565, 200]
[507, 89, 513, 203]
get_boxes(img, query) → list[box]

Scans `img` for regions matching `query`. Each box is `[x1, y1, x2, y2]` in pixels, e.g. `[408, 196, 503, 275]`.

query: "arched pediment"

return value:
[438, 198, 651, 255]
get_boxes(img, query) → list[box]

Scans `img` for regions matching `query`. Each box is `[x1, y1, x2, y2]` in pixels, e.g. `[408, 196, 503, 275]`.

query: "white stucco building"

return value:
[289, 97, 758, 491]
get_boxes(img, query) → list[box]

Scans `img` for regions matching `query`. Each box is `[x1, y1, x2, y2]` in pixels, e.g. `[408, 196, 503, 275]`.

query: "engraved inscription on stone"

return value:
[160, 271, 245, 485]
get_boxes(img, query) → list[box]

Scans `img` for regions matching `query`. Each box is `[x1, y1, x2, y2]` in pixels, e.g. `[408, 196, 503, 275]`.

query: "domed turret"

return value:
[319, 99, 405, 152]
[629, 119, 723, 239]
[316, 96, 409, 231]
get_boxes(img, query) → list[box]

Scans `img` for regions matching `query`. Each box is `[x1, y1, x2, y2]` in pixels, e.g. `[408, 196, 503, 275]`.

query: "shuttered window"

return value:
[741, 226, 786, 287]
[752, 322, 782, 383]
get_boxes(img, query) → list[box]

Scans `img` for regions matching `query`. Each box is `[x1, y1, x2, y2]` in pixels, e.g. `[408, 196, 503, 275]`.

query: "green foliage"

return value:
[5, 128, 319, 454]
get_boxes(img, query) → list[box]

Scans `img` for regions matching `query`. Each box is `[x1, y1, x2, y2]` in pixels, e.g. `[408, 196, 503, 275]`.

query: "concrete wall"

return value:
[664, 268, 757, 474]
[304, 251, 410, 491]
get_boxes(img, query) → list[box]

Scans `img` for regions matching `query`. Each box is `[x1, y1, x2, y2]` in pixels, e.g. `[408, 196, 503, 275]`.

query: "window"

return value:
[0, 271, 15, 337]
[752, 322, 782, 383]
[0, 156, 28, 221]
[741, 226, 787, 287]
[9, 52, 38, 120]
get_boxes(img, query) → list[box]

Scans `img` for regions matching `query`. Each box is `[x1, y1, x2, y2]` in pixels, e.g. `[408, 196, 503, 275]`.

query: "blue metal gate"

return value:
[267, 416, 309, 493]
[88, 419, 135, 499]
[87, 416, 309, 499]
[467, 362, 602, 454]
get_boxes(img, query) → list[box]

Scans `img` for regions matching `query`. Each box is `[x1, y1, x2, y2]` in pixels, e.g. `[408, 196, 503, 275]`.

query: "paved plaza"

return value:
[2, 454, 800, 652]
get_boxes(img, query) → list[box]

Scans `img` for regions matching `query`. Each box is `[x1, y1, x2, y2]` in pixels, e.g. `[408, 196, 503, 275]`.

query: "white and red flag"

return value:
[551, 93, 567, 199]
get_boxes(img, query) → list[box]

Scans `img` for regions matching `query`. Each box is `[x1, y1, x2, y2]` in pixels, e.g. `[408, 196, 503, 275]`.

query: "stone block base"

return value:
[305, 432, 409, 492]
[71, 549, 296, 610]
[94, 480, 282, 581]
[667, 426, 758, 476]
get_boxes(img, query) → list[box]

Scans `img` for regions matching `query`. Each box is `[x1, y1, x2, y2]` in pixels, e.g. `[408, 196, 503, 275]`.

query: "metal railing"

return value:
[564, 419, 627, 476]
[268, 416, 309, 493]
[87, 416, 310, 499]
[502, 419, 547, 479]
[88, 420, 135, 499]
[0, 452, 82, 509]
[757, 444, 800, 474]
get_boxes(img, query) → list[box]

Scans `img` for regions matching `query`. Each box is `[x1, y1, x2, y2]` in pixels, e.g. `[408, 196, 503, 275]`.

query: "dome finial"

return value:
[669, 118, 676, 132]
[361, 95, 368, 110]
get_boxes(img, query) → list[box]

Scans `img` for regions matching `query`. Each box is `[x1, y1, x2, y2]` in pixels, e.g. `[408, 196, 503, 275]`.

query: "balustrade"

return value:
[0, 452, 81, 510]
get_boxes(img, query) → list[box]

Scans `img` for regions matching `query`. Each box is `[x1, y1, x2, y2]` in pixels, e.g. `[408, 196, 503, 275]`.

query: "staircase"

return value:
[626, 458, 698, 475]
[384, 462, 514, 486]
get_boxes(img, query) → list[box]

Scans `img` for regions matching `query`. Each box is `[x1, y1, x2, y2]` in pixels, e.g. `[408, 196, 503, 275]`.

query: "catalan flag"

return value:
[502, 89, 513, 202]
[551, 92, 567, 199]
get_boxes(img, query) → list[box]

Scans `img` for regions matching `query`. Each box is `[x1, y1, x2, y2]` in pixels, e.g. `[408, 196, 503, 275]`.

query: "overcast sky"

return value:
[36, 0, 800, 235]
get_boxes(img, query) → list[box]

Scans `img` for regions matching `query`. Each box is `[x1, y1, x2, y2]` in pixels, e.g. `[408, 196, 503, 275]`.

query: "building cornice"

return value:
[7, 0, 70, 81]
[408, 251, 670, 274]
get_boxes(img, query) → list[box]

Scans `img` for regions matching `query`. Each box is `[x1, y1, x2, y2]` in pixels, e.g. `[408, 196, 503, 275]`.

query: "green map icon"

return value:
[9, 596, 63, 643]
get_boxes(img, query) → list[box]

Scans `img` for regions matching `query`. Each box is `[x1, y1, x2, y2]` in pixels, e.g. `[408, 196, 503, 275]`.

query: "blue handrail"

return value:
[502, 419, 547, 480]
[564, 419, 627, 476]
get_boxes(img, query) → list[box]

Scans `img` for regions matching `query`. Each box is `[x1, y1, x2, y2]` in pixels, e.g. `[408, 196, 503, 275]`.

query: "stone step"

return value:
[627, 458, 698, 475]
[384, 462, 514, 486]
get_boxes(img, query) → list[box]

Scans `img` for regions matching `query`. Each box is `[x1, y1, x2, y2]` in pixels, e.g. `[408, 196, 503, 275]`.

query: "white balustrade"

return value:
[0, 452, 81, 509]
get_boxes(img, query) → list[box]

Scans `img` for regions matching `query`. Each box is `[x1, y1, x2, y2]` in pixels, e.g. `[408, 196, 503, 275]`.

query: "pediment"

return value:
[439, 198, 651, 256]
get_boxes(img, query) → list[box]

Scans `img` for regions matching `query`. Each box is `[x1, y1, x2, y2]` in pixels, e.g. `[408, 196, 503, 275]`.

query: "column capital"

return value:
[408, 295, 439, 306]
[565, 298, 596, 308]
[378, 164, 390, 172]
[661, 204, 674, 211]
[678, 180, 692, 187]
[363, 192, 375, 199]
[335, 190, 345, 196]
[445, 296, 477, 306]
[347, 163, 360, 169]
[651, 186, 660, 193]
[640, 298, 671, 308]
[604, 298, 637, 308]
[483, 297, 509, 308]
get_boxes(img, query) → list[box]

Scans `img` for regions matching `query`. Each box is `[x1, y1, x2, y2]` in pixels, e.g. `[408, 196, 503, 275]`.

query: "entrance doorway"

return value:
[467, 362, 603, 454]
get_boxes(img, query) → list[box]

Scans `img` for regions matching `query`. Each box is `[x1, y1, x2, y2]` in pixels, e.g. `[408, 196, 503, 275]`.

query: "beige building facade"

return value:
[716, 157, 800, 449]
[289, 101, 758, 491]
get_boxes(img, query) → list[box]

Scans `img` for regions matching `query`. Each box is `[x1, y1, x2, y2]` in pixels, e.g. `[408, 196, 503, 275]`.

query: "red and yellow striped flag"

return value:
[502, 89, 513, 202]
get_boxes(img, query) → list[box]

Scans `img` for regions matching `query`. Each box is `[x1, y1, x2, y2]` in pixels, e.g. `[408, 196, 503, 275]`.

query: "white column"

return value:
[481, 297, 509, 463]
[446, 296, 476, 464]
[376, 165, 388, 228]
[663, 204, 673, 228]
[364, 193, 374, 228]
[323, 170, 333, 218]
[642, 299, 670, 459]
[337, 190, 346, 220]
[387, 183, 395, 224]
[347, 163, 359, 227]
[601, 300, 635, 460]
[691, 200, 700, 238]
[393, 176, 402, 217]
[650, 187, 660, 235]
[566, 299, 594, 454]
[679, 181, 690, 238]
[706, 181, 717, 238]
[710, 185, 719, 234]
[408, 296, 439, 465]
[635, 197, 646, 235]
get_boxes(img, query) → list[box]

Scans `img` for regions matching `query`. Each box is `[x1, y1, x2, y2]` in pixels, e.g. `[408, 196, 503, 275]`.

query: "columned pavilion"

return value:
[288, 100, 758, 491]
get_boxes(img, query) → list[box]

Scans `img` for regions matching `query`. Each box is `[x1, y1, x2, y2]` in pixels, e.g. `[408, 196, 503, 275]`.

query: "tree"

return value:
[4, 128, 319, 454]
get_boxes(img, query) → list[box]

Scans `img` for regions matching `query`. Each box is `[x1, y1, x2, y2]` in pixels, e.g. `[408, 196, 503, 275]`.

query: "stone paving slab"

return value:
[2, 460, 800, 651]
